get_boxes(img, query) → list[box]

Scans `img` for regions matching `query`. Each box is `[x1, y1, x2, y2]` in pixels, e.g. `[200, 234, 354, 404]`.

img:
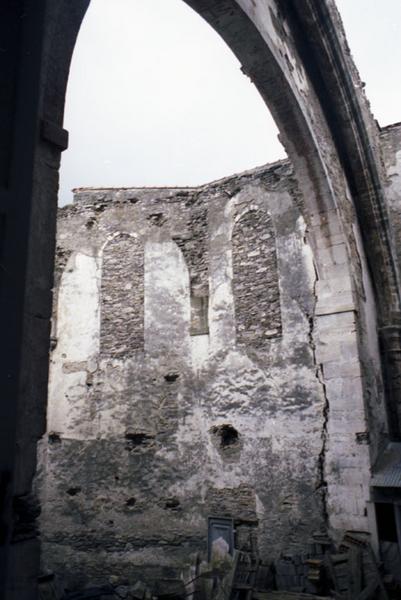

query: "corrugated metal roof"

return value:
[371, 467, 401, 487]
[371, 443, 401, 488]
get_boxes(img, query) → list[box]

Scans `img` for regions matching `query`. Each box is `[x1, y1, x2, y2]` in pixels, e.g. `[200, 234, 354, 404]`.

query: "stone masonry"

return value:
[35, 124, 401, 591]
[232, 207, 281, 347]
[5, 2, 401, 597]
[101, 234, 144, 356]
[38, 160, 329, 588]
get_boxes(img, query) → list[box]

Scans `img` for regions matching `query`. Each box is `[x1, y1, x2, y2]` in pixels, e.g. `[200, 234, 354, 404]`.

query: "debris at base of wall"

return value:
[61, 586, 115, 599]
[38, 531, 395, 600]
[325, 531, 389, 599]
[196, 531, 391, 599]
[253, 594, 331, 599]
[38, 572, 64, 600]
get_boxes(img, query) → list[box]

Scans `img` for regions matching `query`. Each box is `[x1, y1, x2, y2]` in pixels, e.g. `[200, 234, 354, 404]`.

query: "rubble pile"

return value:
[39, 532, 398, 600]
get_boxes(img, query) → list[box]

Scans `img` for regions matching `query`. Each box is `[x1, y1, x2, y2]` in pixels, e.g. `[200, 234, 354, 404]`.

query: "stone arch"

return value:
[36, 1, 400, 380]
[100, 232, 144, 357]
[232, 206, 281, 348]
[37, 0, 397, 314]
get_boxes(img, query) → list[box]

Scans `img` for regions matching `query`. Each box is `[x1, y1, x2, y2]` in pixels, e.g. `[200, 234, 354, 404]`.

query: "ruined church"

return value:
[37, 125, 401, 597]
[2, 1, 401, 599]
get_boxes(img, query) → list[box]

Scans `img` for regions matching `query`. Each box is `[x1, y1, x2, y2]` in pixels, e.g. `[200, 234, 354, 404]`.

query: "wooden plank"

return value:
[324, 554, 341, 594]
[226, 550, 240, 598]
[253, 593, 333, 600]
[330, 554, 348, 565]
[355, 579, 379, 600]
[348, 546, 362, 598]
[232, 583, 253, 590]
[365, 545, 389, 600]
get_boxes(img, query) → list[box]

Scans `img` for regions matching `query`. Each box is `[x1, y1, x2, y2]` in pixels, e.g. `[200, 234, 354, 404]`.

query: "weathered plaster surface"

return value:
[3, 1, 396, 597]
[47, 252, 100, 439]
[36, 160, 379, 587]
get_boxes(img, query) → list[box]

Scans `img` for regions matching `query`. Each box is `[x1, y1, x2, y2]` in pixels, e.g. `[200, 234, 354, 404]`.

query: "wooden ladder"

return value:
[230, 550, 258, 600]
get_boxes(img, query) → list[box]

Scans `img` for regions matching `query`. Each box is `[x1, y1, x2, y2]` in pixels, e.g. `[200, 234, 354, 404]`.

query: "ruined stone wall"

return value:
[37, 160, 363, 589]
[3, 1, 397, 596]
[101, 234, 144, 356]
[232, 207, 281, 346]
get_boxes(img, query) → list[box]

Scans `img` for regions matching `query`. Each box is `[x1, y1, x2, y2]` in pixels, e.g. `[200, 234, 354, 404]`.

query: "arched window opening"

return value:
[172, 200, 209, 336]
[232, 208, 281, 348]
[100, 233, 144, 356]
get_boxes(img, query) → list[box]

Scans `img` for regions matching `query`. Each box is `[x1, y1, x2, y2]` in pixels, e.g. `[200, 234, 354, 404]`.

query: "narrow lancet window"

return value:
[232, 208, 281, 348]
[100, 233, 144, 356]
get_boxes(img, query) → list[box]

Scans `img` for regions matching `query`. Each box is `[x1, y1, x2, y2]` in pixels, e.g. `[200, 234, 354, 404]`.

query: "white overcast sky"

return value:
[59, 0, 401, 206]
